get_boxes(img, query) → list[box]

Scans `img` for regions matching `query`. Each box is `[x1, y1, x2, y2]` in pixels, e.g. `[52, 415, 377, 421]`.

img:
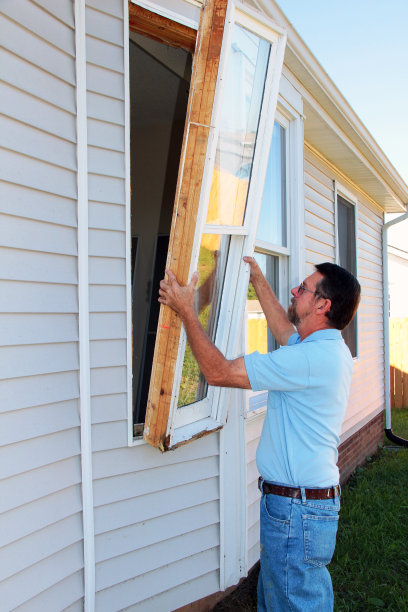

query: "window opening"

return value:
[337, 194, 357, 357]
[130, 32, 192, 429]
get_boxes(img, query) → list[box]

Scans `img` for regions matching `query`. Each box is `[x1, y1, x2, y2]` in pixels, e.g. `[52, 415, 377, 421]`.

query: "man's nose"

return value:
[291, 286, 298, 297]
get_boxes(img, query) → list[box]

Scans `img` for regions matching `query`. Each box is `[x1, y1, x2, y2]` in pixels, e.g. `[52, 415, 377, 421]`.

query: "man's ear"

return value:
[316, 297, 331, 317]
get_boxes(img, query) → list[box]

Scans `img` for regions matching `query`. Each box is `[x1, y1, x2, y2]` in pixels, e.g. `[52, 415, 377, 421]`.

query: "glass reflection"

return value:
[206, 25, 270, 226]
[178, 234, 230, 407]
[247, 253, 278, 354]
[256, 122, 287, 246]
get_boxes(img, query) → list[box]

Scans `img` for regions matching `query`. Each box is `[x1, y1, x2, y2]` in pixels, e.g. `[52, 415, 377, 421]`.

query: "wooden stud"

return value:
[143, 0, 229, 450]
[128, 2, 196, 53]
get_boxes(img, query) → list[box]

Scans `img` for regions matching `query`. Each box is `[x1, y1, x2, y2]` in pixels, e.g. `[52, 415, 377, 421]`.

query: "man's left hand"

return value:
[158, 269, 198, 320]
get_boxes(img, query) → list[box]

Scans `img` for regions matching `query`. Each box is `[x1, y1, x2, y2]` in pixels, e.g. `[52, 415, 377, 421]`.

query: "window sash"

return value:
[142, 0, 286, 450]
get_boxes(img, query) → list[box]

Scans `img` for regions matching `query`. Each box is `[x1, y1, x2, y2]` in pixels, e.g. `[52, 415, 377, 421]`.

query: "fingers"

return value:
[189, 271, 199, 291]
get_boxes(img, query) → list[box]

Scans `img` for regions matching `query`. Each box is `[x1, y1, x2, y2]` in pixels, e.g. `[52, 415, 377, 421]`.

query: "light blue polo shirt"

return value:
[244, 329, 354, 487]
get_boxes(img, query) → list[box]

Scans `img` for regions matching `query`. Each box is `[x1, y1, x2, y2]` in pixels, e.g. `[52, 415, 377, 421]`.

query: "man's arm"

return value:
[159, 270, 251, 389]
[243, 256, 295, 346]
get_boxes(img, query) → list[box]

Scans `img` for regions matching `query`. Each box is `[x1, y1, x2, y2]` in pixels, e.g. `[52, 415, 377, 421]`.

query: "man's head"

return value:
[288, 263, 360, 335]
[314, 262, 361, 330]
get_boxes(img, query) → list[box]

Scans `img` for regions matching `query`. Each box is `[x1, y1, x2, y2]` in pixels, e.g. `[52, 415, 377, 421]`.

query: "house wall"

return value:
[0, 1, 84, 609]
[0, 1, 391, 610]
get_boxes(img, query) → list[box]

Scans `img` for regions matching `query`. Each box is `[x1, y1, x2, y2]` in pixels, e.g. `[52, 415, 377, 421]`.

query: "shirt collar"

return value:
[301, 328, 342, 343]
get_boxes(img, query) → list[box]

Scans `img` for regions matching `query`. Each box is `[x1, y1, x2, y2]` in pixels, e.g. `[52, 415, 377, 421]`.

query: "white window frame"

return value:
[334, 181, 360, 359]
[245, 101, 304, 418]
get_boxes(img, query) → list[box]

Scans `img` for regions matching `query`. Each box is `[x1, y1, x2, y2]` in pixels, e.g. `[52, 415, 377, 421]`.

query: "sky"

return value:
[275, 0, 408, 185]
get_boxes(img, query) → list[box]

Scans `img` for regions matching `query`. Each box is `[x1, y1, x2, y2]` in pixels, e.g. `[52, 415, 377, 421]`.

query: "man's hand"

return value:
[243, 255, 265, 286]
[158, 269, 198, 320]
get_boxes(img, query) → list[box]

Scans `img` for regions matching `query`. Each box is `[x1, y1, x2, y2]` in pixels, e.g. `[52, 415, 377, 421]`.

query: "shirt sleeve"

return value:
[244, 345, 310, 392]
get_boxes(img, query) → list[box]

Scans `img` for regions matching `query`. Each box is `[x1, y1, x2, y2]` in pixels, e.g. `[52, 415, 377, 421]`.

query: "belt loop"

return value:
[258, 477, 264, 494]
[300, 486, 307, 504]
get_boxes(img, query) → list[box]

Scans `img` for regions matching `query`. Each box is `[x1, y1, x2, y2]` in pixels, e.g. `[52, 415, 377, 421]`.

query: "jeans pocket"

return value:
[302, 513, 339, 567]
[262, 494, 290, 526]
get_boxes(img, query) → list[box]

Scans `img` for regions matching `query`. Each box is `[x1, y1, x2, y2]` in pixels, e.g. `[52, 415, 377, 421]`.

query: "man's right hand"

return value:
[243, 255, 265, 286]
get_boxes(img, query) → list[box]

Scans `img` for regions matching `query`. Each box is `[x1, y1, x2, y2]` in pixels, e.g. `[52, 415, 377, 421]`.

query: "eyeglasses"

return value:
[297, 282, 321, 297]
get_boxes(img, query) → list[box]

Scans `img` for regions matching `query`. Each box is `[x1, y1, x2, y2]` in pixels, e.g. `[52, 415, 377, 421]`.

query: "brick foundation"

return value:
[337, 410, 384, 484]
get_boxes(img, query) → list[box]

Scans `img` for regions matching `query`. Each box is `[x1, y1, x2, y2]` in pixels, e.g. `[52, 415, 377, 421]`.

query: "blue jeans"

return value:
[257, 483, 340, 612]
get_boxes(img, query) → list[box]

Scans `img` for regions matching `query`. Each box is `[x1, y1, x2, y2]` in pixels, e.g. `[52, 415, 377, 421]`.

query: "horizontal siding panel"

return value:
[28, 0, 75, 28]
[87, 118, 124, 151]
[126, 571, 220, 612]
[91, 393, 127, 424]
[305, 237, 335, 259]
[0, 214, 77, 255]
[86, 36, 124, 72]
[246, 437, 258, 465]
[92, 433, 219, 479]
[0, 428, 80, 479]
[0, 82, 76, 142]
[91, 420, 128, 451]
[248, 541, 260, 572]
[304, 173, 334, 202]
[88, 174, 125, 205]
[89, 228, 125, 257]
[86, 64, 124, 99]
[0, 148, 77, 199]
[95, 548, 219, 609]
[90, 339, 127, 368]
[89, 201, 125, 230]
[0, 371, 78, 413]
[0, 541, 83, 612]
[0, 342, 79, 380]
[87, 91, 125, 125]
[93, 456, 219, 507]
[0, 0, 75, 55]
[0, 181, 77, 227]
[304, 157, 334, 189]
[0, 485, 82, 548]
[0, 456, 81, 514]
[247, 477, 260, 508]
[0, 281, 78, 313]
[0, 48, 76, 114]
[14, 571, 84, 612]
[0, 514, 83, 582]
[90, 365, 127, 396]
[305, 209, 333, 235]
[0, 13, 75, 84]
[96, 524, 219, 592]
[0, 114, 76, 171]
[95, 500, 219, 563]
[90, 312, 126, 340]
[85, 6, 124, 46]
[89, 285, 126, 312]
[0, 248, 77, 284]
[0, 313, 78, 346]
[89, 253, 126, 286]
[305, 222, 334, 247]
[88, 146, 125, 178]
[94, 478, 219, 535]
[0, 399, 80, 447]
[305, 195, 334, 223]
[86, 0, 123, 19]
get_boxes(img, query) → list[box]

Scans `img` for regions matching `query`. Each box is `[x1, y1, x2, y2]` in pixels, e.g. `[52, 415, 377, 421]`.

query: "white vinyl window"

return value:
[136, 2, 287, 449]
[335, 187, 359, 358]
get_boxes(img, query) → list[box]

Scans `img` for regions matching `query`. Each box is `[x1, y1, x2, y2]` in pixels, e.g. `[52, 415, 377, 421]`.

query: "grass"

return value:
[213, 408, 408, 611]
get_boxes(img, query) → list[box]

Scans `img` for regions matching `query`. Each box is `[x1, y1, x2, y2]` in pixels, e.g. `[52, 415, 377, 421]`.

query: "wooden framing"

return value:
[128, 2, 196, 53]
[143, 0, 229, 450]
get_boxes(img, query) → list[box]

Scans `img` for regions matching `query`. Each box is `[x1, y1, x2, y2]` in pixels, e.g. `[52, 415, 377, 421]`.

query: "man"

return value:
[159, 257, 361, 612]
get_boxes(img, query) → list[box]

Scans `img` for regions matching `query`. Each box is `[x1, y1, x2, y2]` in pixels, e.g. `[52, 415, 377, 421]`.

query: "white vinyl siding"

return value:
[0, 1, 83, 610]
[246, 414, 263, 570]
[304, 148, 384, 440]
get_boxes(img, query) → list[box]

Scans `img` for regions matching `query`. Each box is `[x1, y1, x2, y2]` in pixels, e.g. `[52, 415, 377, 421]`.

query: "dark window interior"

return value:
[337, 194, 357, 357]
[129, 33, 192, 430]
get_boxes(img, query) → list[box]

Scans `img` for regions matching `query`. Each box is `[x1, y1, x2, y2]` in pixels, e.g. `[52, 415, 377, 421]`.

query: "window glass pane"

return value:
[206, 25, 270, 226]
[337, 195, 357, 356]
[247, 253, 279, 354]
[178, 234, 230, 407]
[256, 122, 287, 245]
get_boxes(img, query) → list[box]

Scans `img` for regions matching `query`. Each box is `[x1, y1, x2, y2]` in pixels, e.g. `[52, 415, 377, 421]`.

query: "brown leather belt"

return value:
[259, 477, 340, 500]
